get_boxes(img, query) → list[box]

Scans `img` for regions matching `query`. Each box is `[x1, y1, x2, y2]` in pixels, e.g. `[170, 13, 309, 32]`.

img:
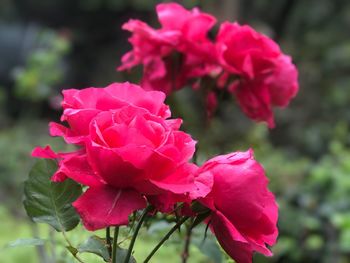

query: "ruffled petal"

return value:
[49, 122, 86, 144]
[56, 154, 103, 187]
[86, 141, 143, 188]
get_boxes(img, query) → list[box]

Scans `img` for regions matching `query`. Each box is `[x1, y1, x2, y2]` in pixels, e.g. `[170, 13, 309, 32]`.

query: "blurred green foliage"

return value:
[1, 0, 350, 262]
[253, 127, 350, 263]
[13, 30, 70, 101]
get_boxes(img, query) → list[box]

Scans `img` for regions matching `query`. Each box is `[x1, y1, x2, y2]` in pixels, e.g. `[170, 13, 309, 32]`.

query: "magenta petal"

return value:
[199, 149, 278, 262]
[147, 192, 189, 213]
[73, 186, 146, 231]
[156, 3, 190, 30]
[150, 180, 194, 194]
[234, 81, 275, 128]
[149, 163, 198, 194]
[63, 109, 101, 135]
[115, 145, 154, 169]
[32, 145, 58, 159]
[105, 82, 170, 118]
[141, 69, 173, 95]
[210, 211, 253, 263]
[267, 55, 299, 107]
[58, 154, 103, 187]
[190, 170, 213, 199]
[165, 119, 182, 130]
[49, 122, 69, 137]
[86, 141, 143, 188]
[62, 88, 106, 110]
[52, 170, 67, 182]
[182, 13, 216, 41]
[49, 122, 85, 144]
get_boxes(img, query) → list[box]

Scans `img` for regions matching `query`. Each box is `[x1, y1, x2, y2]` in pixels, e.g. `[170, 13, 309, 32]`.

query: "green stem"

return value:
[111, 226, 119, 263]
[181, 220, 194, 263]
[106, 227, 112, 257]
[61, 231, 85, 263]
[124, 206, 152, 263]
[143, 216, 190, 263]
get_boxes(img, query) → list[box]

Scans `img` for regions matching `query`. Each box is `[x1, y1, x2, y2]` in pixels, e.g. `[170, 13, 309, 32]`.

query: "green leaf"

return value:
[23, 159, 82, 232]
[148, 221, 174, 235]
[192, 229, 222, 263]
[114, 246, 137, 263]
[4, 238, 46, 249]
[78, 236, 110, 262]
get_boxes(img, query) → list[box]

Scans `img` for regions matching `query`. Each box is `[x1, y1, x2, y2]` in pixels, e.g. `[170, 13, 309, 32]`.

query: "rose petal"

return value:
[210, 210, 253, 263]
[86, 141, 143, 188]
[73, 185, 146, 231]
[31, 145, 59, 159]
[57, 154, 103, 187]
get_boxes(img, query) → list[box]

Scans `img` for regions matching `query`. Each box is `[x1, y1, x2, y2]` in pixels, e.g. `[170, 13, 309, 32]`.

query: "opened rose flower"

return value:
[216, 22, 299, 127]
[118, 3, 217, 94]
[32, 82, 210, 230]
[196, 149, 278, 263]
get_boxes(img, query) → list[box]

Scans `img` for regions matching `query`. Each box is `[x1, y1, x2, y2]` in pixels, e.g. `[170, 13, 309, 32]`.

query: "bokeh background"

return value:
[1, 0, 350, 262]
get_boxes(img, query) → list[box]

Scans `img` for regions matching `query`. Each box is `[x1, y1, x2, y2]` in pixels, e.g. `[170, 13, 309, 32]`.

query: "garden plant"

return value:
[23, 3, 299, 263]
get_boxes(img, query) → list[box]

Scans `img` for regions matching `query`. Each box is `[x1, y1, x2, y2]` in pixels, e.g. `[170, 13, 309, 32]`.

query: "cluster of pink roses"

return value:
[30, 2, 299, 263]
[118, 3, 298, 128]
[33, 83, 277, 263]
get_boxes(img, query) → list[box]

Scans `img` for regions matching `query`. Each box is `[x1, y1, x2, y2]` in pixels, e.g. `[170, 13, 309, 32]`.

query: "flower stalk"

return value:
[106, 227, 112, 257]
[111, 226, 119, 263]
[181, 220, 194, 263]
[143, 216, 190, 263]
[124, 205, 152, 263]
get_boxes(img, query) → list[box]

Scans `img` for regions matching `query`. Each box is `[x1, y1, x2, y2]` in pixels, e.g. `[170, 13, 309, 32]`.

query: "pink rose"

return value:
[50, 82, 170, 144]
[156, 3, 216, 59]
[118, 3, 217, 94]
[217, 22, 280, 79]
[33, 82, 205, 230]
[217, 22, 298, 127]
[197, 150, 278, 263]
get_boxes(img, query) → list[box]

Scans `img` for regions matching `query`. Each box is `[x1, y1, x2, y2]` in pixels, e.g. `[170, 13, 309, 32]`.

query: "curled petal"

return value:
[56, 154, 103, 187]
[210, 210, 254, 263]
[73, 186, 146, 231]
[61, 109, 100, 137]
[105, 82, 170, 118]
[49, 122, 85, 144]
[198, 149, 278, 262]
[149, 163, 198, 194]
[32, 145, 59, 159]
[190, 170, 213, 200]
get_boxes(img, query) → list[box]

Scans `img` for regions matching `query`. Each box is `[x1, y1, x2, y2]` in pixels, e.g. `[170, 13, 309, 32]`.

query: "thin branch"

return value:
[61, 231, 86, 263]
[143, 216, 190, 263]
[181, 222, 193, 263]
[124, 206, 152, 263]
